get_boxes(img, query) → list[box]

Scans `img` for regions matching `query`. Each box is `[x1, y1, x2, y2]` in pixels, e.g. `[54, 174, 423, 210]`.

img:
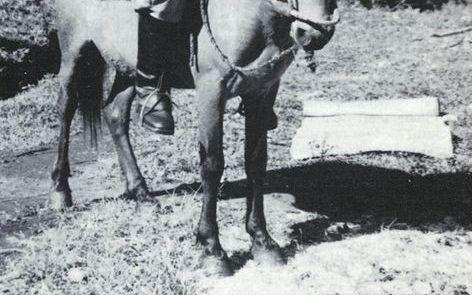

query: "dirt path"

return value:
[0, 135, 122, 222]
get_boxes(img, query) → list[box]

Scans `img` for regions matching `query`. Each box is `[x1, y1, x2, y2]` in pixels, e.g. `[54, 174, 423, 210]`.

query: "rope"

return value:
[199, 0, 300, 75]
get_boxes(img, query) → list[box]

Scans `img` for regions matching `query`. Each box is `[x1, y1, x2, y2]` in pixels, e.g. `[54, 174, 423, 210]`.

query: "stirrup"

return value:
[138, 90, 172, 128]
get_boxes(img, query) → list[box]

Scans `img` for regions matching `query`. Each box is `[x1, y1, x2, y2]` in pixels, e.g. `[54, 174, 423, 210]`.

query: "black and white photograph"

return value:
[0, 0, 471, 293]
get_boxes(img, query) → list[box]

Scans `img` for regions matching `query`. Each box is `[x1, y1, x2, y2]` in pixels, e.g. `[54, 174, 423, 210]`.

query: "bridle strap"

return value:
[271, 0, 341, 26]
[199, 0, 299, 75]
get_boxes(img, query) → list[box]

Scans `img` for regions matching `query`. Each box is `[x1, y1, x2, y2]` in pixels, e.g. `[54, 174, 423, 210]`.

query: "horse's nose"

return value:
[296, 24, 335, 51]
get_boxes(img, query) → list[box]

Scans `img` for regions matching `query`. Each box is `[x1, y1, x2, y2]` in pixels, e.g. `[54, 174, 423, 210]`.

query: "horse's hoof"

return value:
[120, 188, 161, 211]
[252, 246, 286, 266]
[199, 252, 235, 277]
[120, 186, 154, 202]
[251, 238, 286, 266]
[48, 190, 73, 210]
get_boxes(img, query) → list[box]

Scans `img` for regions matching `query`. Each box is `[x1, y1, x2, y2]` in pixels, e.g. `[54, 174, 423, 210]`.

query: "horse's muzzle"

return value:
[292, 22, 335, 51]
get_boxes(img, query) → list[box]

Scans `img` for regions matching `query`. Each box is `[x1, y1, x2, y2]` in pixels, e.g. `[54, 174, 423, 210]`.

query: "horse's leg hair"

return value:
[243, 82, 285, 264]
[195, 71, 233, 275]
[50, 60, 79, 210]
[103, 84, 150, 201]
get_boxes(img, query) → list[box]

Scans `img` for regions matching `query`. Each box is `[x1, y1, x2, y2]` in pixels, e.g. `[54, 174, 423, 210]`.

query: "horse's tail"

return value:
[75, 41, 105, 147]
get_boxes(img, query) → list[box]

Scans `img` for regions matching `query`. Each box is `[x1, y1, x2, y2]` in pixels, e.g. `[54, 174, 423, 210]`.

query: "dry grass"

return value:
[1, 195, 471, 294]
[0, 194, 315, 294]
[0, 197, 202, 294]
[0, 0, 54, 46]
[210, 229, 472, 295]
[0, 77, 80, 153]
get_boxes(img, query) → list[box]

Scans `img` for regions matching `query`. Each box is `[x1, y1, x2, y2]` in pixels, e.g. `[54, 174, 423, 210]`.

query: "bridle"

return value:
[198, 0, 340, 74]
[274, 0, 341, 27]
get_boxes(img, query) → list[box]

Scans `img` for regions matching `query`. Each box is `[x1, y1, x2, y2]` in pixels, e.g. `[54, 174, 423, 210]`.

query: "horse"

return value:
[50, 0, 339, 274]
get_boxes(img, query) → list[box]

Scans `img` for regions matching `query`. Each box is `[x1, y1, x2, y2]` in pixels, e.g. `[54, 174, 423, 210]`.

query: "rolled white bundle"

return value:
[302, 96, 440, 117]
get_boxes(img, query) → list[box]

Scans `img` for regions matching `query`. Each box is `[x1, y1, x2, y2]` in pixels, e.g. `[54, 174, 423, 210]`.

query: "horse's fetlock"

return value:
[245, 167, 266, 181]
[196, 223, 219, 245]
[246, 213, 268, 236]
[246, 222, 266, 237]
[51, 170, 71, 192]
[128, 179, 148, 195]
[51, 168, 61, 181]
[122, 178, 149, 201]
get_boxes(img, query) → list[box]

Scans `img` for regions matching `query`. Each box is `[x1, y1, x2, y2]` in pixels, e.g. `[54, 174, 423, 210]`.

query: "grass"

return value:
[0, 0, 57, 98]
[1, 1, 472, 294]
[1, 195, 471, 294]
[0, 0, 54, 46]
[0, 197, 202, 294]
[0, 194, 315, 294]
[0, 77, 79, 153]
[211, 229, 472, 294]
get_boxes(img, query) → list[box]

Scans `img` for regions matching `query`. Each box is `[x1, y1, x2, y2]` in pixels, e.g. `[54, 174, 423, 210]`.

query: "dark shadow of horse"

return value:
[150, 160, 472, 267]
[153, 161, 472, 225]
[2, 159, 471, 270]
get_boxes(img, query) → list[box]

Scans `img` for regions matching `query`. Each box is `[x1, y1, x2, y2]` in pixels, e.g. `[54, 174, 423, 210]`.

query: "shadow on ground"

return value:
[3, 160, 472, 270]
[222, 161, 472, 267]
[154, 161, 472, 226]
[151, 160, 472, 265]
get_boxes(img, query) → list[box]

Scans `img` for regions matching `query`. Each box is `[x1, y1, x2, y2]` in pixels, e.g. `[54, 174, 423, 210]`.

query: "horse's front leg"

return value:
[195, 72, 233, 276]
[243, 83, 285, 264]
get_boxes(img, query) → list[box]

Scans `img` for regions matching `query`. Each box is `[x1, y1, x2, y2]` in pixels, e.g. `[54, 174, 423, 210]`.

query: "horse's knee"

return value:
[104, 87, 134, 137]
[199, 142, 224, 176]
[105, 105, 126, 136]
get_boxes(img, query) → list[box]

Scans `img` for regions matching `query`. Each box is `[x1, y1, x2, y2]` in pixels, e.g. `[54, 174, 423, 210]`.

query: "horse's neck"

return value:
[259, 1, 294, 49]
[208, 0, 293, 67]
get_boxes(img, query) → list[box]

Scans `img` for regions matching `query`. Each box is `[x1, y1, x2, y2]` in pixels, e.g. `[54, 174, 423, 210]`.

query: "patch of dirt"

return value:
[0, 134, 120, 224]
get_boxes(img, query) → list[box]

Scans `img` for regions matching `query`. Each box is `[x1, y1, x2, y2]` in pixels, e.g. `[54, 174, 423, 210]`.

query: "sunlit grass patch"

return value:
[1, 189, 471, 294]
[0, 0, 54, 46]
[0, 77, 62, 153]
[0, 194, 319, 294]
[1, 197, 202, 294]
[210, 230, 472, 295]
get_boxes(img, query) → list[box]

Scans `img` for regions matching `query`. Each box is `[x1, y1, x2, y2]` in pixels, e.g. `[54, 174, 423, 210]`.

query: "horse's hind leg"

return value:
[243, 82, 285, 264]
[50, 63, 78, 210]
[103, 81, 150, 202]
